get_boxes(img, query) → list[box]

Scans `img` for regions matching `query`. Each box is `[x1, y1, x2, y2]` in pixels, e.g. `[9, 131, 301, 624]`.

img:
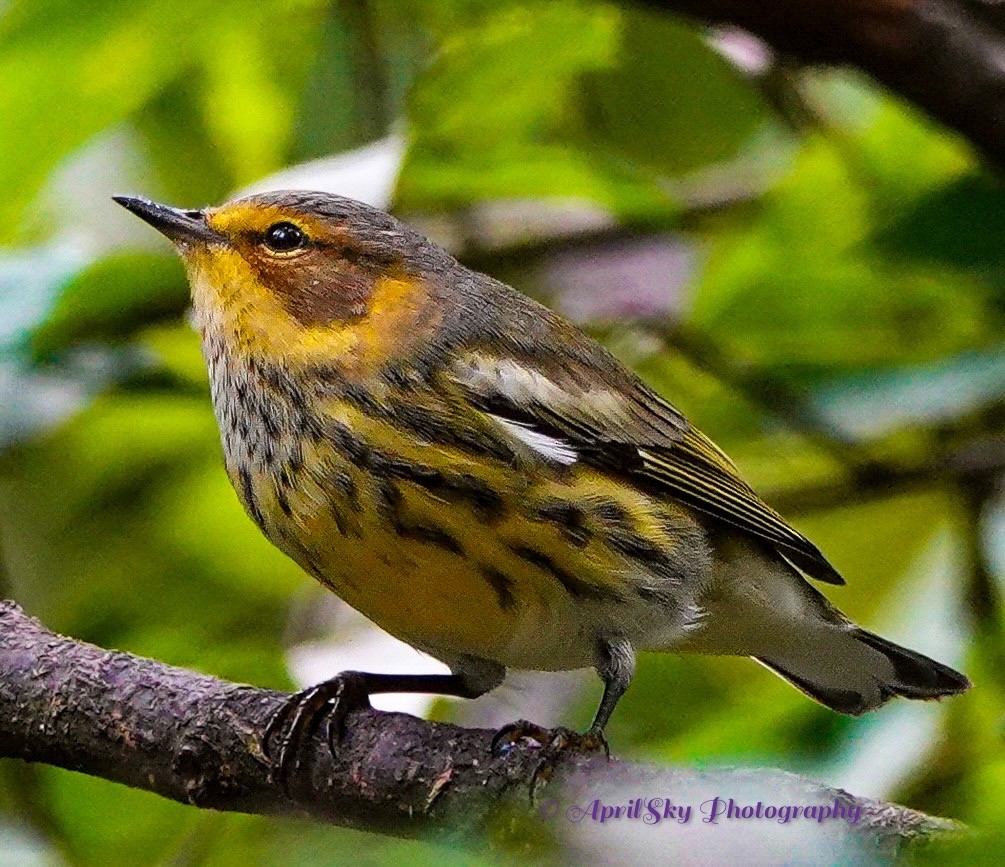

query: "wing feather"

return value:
[450, 351, 843, 585]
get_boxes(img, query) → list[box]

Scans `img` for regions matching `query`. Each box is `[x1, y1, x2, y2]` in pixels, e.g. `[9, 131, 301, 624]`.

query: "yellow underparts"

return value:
[239, 403, 696, 670]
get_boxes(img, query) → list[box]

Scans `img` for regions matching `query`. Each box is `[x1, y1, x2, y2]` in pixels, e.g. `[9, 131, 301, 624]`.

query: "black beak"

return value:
[112, 196, 223, 245]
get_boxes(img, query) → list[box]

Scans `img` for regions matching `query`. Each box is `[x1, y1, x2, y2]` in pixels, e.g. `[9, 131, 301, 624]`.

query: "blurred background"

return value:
[0, 0, 1003, 863]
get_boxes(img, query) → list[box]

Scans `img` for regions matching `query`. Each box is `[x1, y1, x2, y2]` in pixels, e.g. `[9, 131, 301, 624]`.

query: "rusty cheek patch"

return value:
[253, 254, 379, 327]
[207, 206, 406, 328]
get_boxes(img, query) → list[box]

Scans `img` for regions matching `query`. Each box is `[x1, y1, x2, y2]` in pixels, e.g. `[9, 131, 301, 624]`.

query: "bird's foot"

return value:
[491, 719, 610, 802]
[491, 719, 610, 757]
[263, 671, 372, 795]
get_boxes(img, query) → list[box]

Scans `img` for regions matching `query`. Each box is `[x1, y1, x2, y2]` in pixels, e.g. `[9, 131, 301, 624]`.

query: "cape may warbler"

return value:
[116, 191, 970, 770]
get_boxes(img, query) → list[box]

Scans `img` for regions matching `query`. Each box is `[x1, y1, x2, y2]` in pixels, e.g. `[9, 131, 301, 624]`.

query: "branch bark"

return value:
[635, 0, 1005, 169]
[0, 600, 964, 858]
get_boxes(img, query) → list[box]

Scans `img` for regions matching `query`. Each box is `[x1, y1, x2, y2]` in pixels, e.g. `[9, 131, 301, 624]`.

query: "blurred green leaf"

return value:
[578, 11, 769, 177]
[401, 140, 672, 214]
[692, 139, 994, 373]
[42, 768, 196, 866]
[140, 321, 212, 388]
[875, 173, 1005, 302]
[806, 71, 972, 205]
[30, 252, 188, 358]
[290, 8, 369, 162]
[292, 2, 425, 162]
[199, 19, 306, 186]
[398, 2, 672, 216]
[134, 76, 237, 205]
[0, 0, 326, 239]
[0, 0, 202, 239]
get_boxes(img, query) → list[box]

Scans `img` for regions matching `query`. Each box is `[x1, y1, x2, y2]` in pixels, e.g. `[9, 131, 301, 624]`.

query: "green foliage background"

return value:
[0, 0, 1003, 863]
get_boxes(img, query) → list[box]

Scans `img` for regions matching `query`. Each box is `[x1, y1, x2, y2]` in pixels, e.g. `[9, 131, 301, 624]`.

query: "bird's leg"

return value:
[264, 671, 485, 794]
[492, 640, 635, 798]
[586, 637, 636, 741]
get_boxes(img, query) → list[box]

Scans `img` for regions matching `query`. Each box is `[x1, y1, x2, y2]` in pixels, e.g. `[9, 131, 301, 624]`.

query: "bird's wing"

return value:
[449, 350, 843, 585]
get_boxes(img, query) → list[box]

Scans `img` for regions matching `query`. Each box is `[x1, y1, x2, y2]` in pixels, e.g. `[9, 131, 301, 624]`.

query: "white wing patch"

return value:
[454, 355, 623, 416]
[491, 415, 578, 466]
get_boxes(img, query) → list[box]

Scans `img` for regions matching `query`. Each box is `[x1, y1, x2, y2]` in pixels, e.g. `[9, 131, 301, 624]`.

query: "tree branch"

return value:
[0, 600, 965, 857]
[635, 0, 1005, 169]
[769, 433, 1005, 515]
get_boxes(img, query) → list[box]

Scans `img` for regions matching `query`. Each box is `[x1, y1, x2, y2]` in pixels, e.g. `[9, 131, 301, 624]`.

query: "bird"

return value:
[115, 190, 971, 776]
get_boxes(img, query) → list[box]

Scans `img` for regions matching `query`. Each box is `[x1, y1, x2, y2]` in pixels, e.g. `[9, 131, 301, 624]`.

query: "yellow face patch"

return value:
[206, 201, 337, 246]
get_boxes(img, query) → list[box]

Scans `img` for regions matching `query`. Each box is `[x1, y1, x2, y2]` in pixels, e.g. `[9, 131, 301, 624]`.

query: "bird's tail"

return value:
[756, 627, 971, 716]
[685, 536, 971, 715]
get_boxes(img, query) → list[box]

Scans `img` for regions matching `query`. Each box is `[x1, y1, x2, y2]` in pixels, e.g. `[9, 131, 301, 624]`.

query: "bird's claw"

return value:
[491, 719, 610, 803]
[262, 671, 372, 795]
[490, 718, 553, 755]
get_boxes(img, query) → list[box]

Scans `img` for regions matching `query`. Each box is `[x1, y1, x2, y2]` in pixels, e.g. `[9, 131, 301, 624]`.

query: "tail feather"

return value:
[757, 628, 971, 716]
[689, 533, 972, 715]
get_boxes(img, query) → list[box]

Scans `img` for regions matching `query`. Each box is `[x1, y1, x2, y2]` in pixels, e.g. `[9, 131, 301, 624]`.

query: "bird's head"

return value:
[114, 190, 448, 373]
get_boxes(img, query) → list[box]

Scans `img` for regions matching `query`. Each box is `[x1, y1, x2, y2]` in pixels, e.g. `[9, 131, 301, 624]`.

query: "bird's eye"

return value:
[262, 222, 306, 253]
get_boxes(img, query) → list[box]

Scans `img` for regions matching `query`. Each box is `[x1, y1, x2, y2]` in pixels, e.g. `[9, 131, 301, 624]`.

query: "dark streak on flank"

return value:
[326, 420, 373, 467]
[332, 469, 361, 512]
[533, 499, 591, 547]
[330, 505, 349, 537]
[480, 565, 516, 610]
[378, 479, 464, 557]
[324, 416, 505, 522]
[509, 544, 621, 602]
[261, 413, 498, 559]
[388, 461, 505, 522]
[595, 497, 687, 589]
[375, 478, 402, 517]
[398, 523, 464, 555]
[389, 398, 516, 464]
[275, 485, 292, 518]
[383, 456, 442, 487]
[321, 413, 508, 550]
[444, 473, 505, 520]
[607, 532, 683, 586]
[239, 466, 266, 529]
[593, 498, 632, 528]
